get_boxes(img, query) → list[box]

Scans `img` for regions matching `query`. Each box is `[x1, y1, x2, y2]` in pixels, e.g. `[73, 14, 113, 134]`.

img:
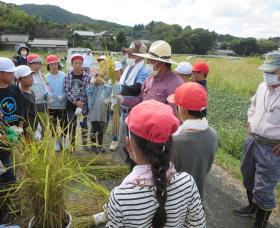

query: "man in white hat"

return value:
[175, 61, 193, 83]
[114, 40, 183, 113]
[82, 49, 94, 75]
[233, 51, 280, 228]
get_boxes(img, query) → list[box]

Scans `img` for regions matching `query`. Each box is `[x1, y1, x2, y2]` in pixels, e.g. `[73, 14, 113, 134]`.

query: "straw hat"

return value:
[133, 40, 177, 64]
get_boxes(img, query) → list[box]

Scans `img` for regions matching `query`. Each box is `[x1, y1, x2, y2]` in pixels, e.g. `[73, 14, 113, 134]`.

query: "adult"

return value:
[114, 41, 149, 148]
[115, 40, 183, 114]
[82, 49, 94, 75]
[107, 100, 206, 228]
[175, 61, 193, 82]
[12, 44, 29, 66]
[233, 52, 280, 228]
[168, 82, 218, 200]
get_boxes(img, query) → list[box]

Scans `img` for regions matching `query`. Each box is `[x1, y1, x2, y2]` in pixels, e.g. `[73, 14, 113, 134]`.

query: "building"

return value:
[28, 39, 68, 51]
[73, 30, 96, 38]
[0, 34, 29, 49]
[215, 49, 237, 56]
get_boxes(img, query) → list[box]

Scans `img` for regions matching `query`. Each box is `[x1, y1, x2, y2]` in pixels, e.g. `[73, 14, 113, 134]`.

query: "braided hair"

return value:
[130, 132, 173, 228]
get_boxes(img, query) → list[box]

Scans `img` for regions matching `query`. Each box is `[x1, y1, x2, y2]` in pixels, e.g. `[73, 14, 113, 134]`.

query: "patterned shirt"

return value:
[64, 71, 90, 114]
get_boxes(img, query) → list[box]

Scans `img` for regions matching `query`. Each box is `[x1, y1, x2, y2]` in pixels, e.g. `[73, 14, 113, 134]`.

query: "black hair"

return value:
[130, 132, 172, 228]
[47, 63, 62, 71]
[187, 109, 207, 119]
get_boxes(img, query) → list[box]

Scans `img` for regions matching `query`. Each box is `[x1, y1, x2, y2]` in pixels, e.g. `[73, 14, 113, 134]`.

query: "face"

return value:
[177, 106, 188, 121]
[72, 59, 83, 72]
[29, 63, 41, 73]
[0, 71, 14, 84]
[20, 48, 28, 56]
[20, 74, 33, 87]
[115, 70, 123, 81]
[49, 62, 59, 72]
[176, 73, 192, 83]
[192, 71, 204, 82]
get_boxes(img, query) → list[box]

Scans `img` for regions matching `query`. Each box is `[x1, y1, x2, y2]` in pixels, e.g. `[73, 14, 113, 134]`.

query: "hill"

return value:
[20, 4, 129, 32]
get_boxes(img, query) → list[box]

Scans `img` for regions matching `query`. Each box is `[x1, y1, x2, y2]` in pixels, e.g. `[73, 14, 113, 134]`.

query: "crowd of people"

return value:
[0, 40, 279, 228]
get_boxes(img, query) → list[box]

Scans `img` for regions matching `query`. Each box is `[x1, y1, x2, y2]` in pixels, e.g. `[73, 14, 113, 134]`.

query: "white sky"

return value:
[4, 0, 280, 38]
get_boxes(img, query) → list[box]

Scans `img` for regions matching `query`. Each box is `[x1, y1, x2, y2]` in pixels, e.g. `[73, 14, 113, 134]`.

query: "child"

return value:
[0, 57, 23, 224]
[168, 82, 218, 200]
[46, 55, 68, 152]
[175, 61, 193, 83]
[87, 71, 112, 153]
[27, 54, 49, 113]
[192, 61, 209, 89]
[12, 44, 29, 66]
[109, 61, 123, 151]
[14, 65, 37, 138]
[65, 54, 90, 152]
[107, 100, 206, 227]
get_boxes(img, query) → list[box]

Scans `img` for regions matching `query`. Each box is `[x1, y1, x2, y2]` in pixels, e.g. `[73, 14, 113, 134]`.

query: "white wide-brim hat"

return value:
[133, 40, 177, 65]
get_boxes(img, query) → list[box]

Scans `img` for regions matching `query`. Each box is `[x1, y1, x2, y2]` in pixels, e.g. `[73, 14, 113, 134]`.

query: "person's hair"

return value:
[130, 132, 173, 228]
[47, 63, 62, 71]
[187, 109, 207, 119]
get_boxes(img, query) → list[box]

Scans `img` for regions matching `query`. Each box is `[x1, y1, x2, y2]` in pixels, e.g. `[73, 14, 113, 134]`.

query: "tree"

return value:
[115, 31, 128, 51]
[230, 38, 259, 56]
[257, 39, 277, 54]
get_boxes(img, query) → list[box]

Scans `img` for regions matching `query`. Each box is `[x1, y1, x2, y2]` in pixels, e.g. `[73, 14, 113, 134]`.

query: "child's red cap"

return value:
[192, 61, 209, 75]
[168, 82, 208, 111]
[125, 100, 180, 143]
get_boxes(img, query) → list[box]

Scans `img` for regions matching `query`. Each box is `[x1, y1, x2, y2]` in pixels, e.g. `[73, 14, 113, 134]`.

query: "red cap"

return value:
[46, 55, 60, 64]
[27, 54, 41, 64]
[167, 82, 208, 111]
[71, 54, 84, 62]
[125, 100, 180, 143]
[192, 61, 209, 75]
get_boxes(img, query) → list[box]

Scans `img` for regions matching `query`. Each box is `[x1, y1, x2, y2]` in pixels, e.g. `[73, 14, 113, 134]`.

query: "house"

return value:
[73, 30, 96, 38]
[215, 49, 237, 56]
[28, 39, 68, 51]
[0, 34, 29, 49]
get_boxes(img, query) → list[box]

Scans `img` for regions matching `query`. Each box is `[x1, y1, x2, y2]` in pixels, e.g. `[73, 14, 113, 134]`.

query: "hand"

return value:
[111, 97, 118, 110]
[10, 126, 23, 135]
[114, 95, 124, 104]
[74, 107, 83, 116]
[273, 143, 280, 156]
[75, 101, 84, 109]
[95, 77, 104, 85]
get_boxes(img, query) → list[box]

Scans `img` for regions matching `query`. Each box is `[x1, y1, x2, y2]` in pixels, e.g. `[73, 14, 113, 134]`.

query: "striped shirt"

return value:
[107, 172, 206, 228]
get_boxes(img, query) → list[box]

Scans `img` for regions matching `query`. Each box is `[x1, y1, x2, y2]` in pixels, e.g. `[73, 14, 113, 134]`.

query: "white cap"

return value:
[175, 61, 193, 75]
[98, 55, 106, 61]
[115, 61, 123, 71]
[14, 65, 33, 79]
[0, 57, 16, 73]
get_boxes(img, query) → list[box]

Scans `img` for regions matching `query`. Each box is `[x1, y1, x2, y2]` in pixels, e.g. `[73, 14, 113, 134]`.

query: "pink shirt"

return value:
[122, 71, 183, 112]
[248, 82, 280, 140]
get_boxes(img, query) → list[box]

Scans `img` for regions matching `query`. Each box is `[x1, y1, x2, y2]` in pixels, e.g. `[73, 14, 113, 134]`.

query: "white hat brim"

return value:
[133, 53, 177, 65]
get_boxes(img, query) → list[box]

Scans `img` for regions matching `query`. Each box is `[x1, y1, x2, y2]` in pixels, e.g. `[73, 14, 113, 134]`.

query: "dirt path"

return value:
[204, 164, 280, 228]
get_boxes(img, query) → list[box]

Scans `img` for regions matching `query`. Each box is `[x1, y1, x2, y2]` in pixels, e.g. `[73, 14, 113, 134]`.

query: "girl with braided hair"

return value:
[107, 100, 206, 228]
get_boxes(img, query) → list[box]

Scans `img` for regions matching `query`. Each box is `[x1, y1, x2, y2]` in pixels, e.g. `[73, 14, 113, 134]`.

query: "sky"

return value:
[4, 0, 280, 38]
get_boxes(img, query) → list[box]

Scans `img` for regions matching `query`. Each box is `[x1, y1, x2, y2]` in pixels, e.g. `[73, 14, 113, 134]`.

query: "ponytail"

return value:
[130, 132, 172, 228]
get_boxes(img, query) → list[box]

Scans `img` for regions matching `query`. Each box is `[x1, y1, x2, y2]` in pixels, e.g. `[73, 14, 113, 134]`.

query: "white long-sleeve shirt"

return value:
[248, 82, 280, 140]
[107, 172, 206, 228]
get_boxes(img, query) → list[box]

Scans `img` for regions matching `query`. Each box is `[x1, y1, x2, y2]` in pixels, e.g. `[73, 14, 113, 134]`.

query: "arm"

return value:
[185, 176, 206, 228]
[247, 93, 257, 124]
[120, 83, 142, 96]
[106, 189, 124, 227]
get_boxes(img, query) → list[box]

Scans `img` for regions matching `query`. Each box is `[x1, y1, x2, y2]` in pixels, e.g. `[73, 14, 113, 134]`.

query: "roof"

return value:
[1, 34, 29, 43]
[73, 30, 96, 37]
[29, 39, 68, 47]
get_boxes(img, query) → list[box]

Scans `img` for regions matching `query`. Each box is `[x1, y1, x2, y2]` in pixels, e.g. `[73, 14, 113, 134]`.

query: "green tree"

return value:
[230, 38, 259, 56]
[115, 31, 128, 51]
[257, 39, 277, 54]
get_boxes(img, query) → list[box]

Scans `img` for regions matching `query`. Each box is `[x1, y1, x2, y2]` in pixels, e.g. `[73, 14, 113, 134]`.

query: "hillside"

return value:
[20, 4, 130, 32]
